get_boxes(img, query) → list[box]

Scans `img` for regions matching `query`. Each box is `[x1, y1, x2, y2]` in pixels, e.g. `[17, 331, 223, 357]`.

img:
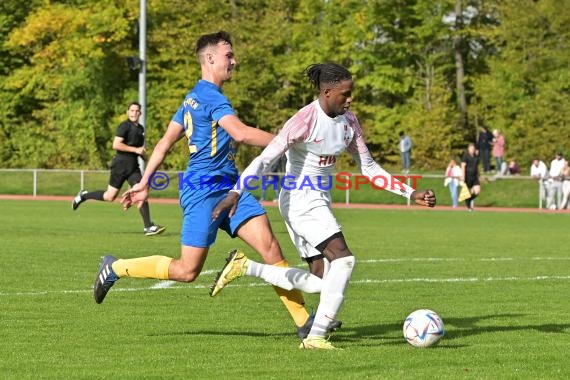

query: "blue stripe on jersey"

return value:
[172, 80, 238, 182]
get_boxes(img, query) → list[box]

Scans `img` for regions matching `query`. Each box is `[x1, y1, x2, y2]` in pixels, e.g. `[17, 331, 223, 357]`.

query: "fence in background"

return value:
[0, 168, 546, 208]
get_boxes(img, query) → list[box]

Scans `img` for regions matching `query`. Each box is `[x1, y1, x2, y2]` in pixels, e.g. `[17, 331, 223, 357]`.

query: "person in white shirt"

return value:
[444, 159, 462, 207]
[399, 131, 413, 173]
[547, 152, 566, 209]
[210, 62, 436, 349]
[530, 159, 549, 208]
[561, 161, 570, 209]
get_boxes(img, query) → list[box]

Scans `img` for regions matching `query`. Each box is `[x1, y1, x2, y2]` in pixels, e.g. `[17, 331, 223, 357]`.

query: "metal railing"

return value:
[0, 168, 547, 208]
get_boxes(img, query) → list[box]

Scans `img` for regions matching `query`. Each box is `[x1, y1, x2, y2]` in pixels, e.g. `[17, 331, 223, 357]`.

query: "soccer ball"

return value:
[403, 309, 444, 348]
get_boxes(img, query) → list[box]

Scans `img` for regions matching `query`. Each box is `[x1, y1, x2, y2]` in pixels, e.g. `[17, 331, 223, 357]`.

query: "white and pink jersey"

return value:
[233, 100, 415, 199]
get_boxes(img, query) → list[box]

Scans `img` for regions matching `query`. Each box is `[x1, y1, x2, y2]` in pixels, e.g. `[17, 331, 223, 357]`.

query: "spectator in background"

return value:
[530, 159, 549, 208]
[461, 143, 481, 211]
[444, 159, 462, 208]
[547, 152, 566, 210]
[561, 161, 570, 210]
[492, 129, 506, 174]
[508, 159, 520, 175]
[476, 126, 494, 173]
[398, 131, 412, 174]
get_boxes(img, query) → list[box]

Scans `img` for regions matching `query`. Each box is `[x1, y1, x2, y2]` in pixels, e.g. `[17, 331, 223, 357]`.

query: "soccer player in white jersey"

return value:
[210, 63, 436, 349]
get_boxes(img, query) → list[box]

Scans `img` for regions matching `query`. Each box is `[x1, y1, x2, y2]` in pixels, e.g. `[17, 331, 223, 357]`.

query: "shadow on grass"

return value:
[147, 313, 570, 346]
[335, 313, 570, 347]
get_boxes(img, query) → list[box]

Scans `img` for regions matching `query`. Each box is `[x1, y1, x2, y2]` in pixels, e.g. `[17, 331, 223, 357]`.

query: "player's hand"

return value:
[411, 189, 436, 208]
[212, 192, 240, 220]
[135, 146, 146, 157]
[121, 182, 149, 210]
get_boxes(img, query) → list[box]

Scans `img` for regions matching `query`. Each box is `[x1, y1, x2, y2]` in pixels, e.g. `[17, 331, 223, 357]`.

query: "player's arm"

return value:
[112, 137, 145, 156]
[139, 120, 184, 185]
[347, 117, 435, 207]
[122, 120, 184, 209]
[218, 114, 274, 147]
[212, 114, 310, 219]
[211, 137, 287, 219]
[352, 148, 435, 207]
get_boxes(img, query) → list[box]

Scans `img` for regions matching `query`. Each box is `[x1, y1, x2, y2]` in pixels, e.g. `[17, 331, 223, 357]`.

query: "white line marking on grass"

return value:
[341, 257, 570, 265]
[352, 275, 570, 284]
[532, 257, 570, 261]
[150, 281, 177, 289]
[358, 258, 463, 263]
[480, 257, 514, 261]
[1, 275, 570, 297]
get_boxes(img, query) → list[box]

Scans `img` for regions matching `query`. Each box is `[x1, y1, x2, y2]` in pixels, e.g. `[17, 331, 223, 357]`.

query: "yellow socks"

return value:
[272, 259, 310, 327]
[110, 256, 310, 326]
[112, 255, 172, 280]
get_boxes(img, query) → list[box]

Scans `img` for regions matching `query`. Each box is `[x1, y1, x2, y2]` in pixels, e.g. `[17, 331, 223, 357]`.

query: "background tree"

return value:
[0, 0, 567, 171]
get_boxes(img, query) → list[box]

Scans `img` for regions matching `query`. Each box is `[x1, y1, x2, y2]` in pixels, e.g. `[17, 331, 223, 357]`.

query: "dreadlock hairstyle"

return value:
[304, 63, 352, 91]
[195, 31, 233, 57]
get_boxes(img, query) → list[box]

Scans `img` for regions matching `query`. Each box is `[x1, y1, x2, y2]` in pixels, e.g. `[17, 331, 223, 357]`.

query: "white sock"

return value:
[308, 256, 355, 338]
[245, 260, 322, 293]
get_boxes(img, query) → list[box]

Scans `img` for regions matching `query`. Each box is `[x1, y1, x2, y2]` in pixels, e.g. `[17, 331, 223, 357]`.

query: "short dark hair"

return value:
[304, 63, 352, 91]
[195, 31, 232, 56]
[127, 101, 141, 110]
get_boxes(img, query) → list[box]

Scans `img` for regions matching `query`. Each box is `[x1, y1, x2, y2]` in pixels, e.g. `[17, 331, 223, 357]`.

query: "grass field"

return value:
[1, 200, 569, 379]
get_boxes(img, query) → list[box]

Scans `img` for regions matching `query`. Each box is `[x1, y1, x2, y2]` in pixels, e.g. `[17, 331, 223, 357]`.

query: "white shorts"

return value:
[278, 188, 341, 259]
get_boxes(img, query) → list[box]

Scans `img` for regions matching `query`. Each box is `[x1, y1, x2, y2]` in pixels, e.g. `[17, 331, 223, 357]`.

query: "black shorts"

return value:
[109, 156, 142, 189]
[465, 175, 480, 189]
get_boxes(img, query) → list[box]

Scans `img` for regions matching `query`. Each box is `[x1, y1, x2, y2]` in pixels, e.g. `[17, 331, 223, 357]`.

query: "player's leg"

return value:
[73, 159, 125, 210]
[73, 184, 120, 210]
[94, 189, 218, 304]
[127, 170, 165, 235]
[278, 202, 353, 349]
[215, 193, 312, 326]
[94, 245, 209, 303]
[232, 214, 323, 293]
[300, 233, 354, 350]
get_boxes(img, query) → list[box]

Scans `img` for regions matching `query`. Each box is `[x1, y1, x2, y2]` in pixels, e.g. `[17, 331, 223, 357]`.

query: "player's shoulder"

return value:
[193, 80, 229, 101]
[115, 120, 131, 134]
[289, 101, 318, 124]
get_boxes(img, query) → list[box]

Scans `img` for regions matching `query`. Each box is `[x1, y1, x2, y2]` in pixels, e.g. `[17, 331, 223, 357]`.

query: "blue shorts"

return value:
[179, 187, 266, 247]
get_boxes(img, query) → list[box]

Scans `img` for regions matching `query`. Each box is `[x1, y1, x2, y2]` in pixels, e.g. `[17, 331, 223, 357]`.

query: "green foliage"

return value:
[1, 1, 134, 168]
[0, 0, 568, 170]
[471, 0, 570, 164]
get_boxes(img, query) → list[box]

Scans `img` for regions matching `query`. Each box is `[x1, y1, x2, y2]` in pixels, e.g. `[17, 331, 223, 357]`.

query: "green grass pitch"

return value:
[1, 200, 569, 379]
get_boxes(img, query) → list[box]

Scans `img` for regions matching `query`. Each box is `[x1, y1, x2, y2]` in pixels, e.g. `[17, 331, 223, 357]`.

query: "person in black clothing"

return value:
[476, 126, 494, 173]
[461, 143, 481, 211]
[72, 102, 165, 236]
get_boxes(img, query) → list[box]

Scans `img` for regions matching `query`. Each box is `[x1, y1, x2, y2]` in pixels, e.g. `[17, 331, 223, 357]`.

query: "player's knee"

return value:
[331, 255, 355, 270]
[103, 192, 117, 202]
[260, 240, 285, 264]
[310, 265, 324, 279]
[309, 261, 325, 278]
[176, 267, 200, 282]
[178, 270, 199, 283]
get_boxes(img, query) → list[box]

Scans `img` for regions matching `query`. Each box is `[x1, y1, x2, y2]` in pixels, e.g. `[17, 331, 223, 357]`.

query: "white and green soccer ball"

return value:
[403, 309, 445, 348]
